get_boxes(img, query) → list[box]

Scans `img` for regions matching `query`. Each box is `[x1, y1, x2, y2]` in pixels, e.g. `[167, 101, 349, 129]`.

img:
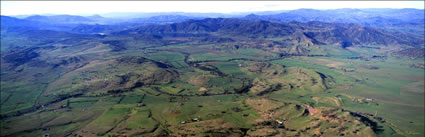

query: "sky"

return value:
[1, 1, 424, 16]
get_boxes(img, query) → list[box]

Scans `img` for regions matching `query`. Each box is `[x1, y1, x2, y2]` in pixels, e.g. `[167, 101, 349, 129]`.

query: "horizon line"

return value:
[2, 7, 424, 17]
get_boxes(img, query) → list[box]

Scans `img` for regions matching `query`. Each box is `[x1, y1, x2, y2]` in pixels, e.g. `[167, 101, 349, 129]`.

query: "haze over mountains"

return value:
[2, 8, 424, 35]
[123, 18, 423, 47]
[2, 8, 424, 52]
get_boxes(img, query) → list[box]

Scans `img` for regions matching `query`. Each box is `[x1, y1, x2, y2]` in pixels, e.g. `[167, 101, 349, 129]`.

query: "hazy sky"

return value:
[1, 1, 424, 16]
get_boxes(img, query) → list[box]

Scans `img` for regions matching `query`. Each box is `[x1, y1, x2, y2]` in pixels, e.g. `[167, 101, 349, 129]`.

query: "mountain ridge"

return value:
[120, 18, 424, 48]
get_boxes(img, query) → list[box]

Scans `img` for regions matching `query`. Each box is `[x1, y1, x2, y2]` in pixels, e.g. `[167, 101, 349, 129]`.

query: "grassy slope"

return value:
[1, 35, 423, 137]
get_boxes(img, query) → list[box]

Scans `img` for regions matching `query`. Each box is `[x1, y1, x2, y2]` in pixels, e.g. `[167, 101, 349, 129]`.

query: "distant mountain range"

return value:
[25, 15, 94, 24]
[2, 8, 423, 35]
[0, 15, 78, 32]
[244, 8, 424, 23]
[120, 18, 424, 48]
[1, 8, 424, 46]
[241, 8, 425, 36]
[130, 15, 204, 24]
[1, 14, 205, 34]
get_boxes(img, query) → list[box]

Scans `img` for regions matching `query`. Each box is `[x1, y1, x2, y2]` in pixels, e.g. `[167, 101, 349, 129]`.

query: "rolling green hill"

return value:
[1, 13, 424, 137]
